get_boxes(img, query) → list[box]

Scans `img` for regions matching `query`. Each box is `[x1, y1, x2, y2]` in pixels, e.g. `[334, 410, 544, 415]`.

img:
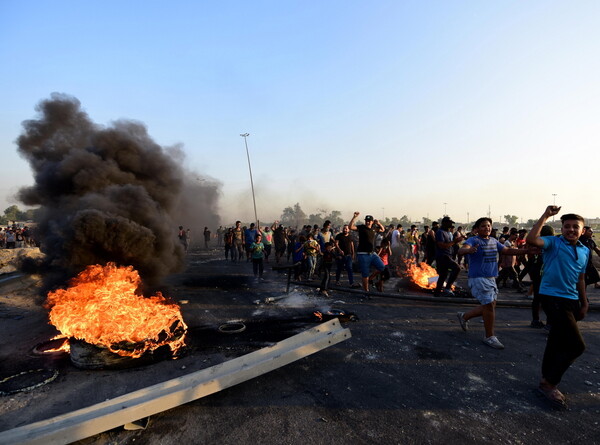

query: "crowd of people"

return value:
[0, 224, 37, 249]
[178, 205, 597, 410]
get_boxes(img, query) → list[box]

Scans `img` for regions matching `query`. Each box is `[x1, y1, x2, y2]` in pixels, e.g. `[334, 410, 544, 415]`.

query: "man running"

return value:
[457, 217, 529, 349]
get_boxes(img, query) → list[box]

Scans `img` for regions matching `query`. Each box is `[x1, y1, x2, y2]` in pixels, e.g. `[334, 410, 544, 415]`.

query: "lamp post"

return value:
[240, 133, 258, 225]
[552, 193, 557, 222]
[443, 202, 447, 216]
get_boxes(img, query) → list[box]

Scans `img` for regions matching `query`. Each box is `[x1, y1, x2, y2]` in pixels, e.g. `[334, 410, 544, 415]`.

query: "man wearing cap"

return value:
[349, 211, 385, 294]
[433, 216, 465, 297]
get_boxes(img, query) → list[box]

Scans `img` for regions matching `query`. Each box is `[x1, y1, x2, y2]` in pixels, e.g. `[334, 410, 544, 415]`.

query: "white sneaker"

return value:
[482, 336, 504, 349]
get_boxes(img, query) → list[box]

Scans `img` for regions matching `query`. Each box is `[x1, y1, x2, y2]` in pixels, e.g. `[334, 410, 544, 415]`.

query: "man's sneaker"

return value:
[482, 336, 504, 349]
[457, 312, 468, 331]
[442, 289, 456, 297]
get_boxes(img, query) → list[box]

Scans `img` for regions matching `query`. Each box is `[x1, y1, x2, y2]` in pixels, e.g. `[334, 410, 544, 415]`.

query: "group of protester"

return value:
[180, 206, 596, 411]
[0, 225, 37, 249]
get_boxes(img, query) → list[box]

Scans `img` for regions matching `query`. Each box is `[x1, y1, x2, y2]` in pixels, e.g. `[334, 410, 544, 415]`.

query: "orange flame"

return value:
[47, 335, 71, 353]
[402, 259, 454, 290]
[46, 263, 187, 358]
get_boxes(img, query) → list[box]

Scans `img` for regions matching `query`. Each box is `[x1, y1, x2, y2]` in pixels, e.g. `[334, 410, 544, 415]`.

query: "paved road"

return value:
[1, 247, 599, 444]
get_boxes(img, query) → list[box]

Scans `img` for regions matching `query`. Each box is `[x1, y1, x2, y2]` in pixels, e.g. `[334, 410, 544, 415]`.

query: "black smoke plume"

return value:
[17, 93, 219, 292]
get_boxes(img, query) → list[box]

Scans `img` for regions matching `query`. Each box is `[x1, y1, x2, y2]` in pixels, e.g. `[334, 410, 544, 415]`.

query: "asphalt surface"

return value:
[1, 247, 599, 445]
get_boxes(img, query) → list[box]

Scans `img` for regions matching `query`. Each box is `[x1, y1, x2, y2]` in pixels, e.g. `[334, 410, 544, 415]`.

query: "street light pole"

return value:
[240, 133, 258, 225]
[552, 193, 557, 222]
[443, 202, 447, 216]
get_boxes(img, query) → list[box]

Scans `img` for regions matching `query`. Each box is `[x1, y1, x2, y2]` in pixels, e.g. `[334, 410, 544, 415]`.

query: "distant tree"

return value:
[525, 219, 537, 227]
[280, 203, 307, 228]
[422, 217, 432, 226]
[504, 215, 519, 227]
[399, 215, 411, 226]
[4, 205, 19, 222]
[23, 208, 39, 221]
[323, 210, 345, 228]
[307, 208, 327, 227]
[307, 214, 322, 227]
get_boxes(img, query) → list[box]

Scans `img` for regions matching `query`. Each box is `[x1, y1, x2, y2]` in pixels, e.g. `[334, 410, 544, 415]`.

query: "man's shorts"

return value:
[467, 277, 498, 305]
[357, 253, 385, 277]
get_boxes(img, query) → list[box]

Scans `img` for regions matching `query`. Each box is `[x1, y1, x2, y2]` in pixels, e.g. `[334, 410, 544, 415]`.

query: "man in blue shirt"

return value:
[244, 223, 258, 262]
[457, 217, 528, 350]
[526, 205, 589, 410]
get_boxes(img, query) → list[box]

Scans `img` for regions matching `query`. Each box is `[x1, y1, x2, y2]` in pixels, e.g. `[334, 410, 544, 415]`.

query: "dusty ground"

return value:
[0, 246, 599, 445]
[0, 247, 44, 275]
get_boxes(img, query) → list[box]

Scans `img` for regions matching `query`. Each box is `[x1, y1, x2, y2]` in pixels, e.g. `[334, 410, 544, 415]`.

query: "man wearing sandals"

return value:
[526, 206, 589, 409]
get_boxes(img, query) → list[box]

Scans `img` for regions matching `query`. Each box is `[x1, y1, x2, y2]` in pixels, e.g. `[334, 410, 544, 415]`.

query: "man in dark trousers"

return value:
[433, 216, 465, 297]
[425, 221, 439, 265]
[526, 205, 589, 410]
[579, 226, 600, 288]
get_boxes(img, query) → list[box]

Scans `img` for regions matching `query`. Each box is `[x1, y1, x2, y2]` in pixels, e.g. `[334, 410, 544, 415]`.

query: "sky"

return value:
[1, 1, 599, 226]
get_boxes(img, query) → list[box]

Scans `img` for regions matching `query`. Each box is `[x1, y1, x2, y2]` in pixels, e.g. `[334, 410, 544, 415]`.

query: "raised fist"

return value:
[544, 205, 561, 217]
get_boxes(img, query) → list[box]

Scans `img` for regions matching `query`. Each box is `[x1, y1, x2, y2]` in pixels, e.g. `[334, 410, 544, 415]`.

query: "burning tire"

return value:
[69, 338, 177, 370]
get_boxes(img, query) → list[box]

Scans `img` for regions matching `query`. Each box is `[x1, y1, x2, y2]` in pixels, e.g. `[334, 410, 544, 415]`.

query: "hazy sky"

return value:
[1, 1, 598, 225]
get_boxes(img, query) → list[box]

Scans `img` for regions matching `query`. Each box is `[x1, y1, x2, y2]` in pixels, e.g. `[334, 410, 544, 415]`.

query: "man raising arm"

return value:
[526, 205, 589, 410]
[349, 211, 385, 294]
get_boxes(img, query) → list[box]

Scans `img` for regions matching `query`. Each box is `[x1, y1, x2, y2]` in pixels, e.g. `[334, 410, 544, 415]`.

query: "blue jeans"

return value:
[357, 253, 385, 277]
[335, 255, 354, 285]
[306, 255, 317, 278]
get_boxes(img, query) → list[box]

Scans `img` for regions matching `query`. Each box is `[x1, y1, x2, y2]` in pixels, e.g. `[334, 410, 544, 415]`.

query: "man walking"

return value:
[526, 206, 589, 409]
[579, 226, 600, 288]
[334, 224, 357, 287]
[390, 224, 403, 270]
[272, 221, 288, 264]
[232, 221, 245, 262]
[433, 216, 464, 297]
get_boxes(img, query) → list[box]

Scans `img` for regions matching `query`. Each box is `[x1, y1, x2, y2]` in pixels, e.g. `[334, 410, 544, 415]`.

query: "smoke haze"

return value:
[17, 93, 220, 290]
